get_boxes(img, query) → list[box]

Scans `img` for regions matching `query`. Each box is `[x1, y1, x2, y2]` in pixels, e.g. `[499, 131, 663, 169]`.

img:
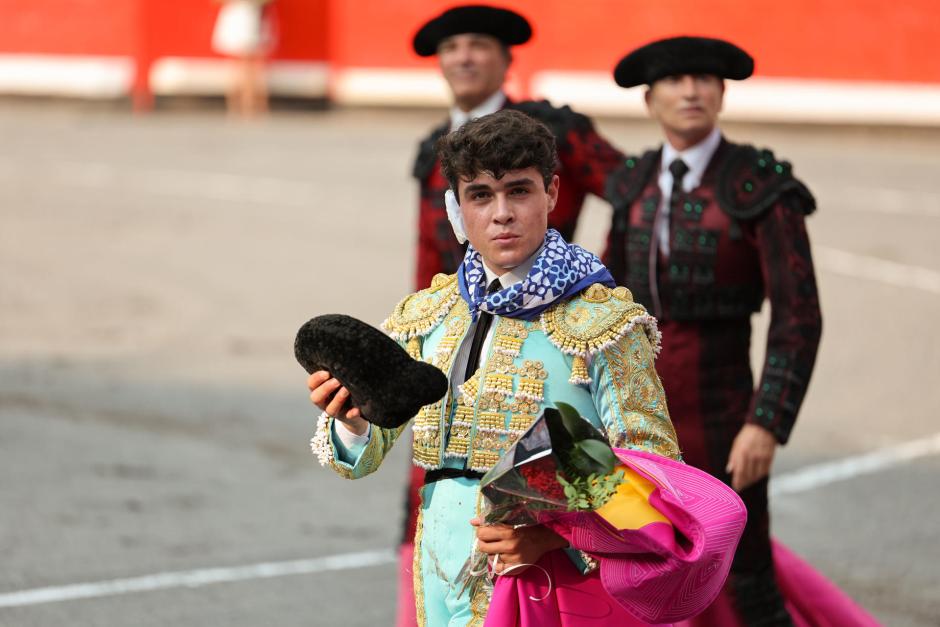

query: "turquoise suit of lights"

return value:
[314, 273, 680, 627]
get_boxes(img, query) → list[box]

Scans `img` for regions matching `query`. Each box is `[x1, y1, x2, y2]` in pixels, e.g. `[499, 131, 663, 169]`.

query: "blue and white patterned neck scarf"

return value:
[457, 229, 615, 321]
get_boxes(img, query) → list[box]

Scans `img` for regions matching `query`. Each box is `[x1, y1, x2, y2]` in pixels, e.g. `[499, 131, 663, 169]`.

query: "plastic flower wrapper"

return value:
[456, 402, 625, 600]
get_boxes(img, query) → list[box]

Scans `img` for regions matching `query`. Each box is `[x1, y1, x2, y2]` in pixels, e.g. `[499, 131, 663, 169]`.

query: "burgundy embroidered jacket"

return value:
[604, 139, 822, 444]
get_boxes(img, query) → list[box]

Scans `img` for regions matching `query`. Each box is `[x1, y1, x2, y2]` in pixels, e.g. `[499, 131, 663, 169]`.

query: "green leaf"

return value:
[576, 439, 619, 473]
[544, 408, 574, 452]
[567, 451, 601, 477]
[569, 444, 610, 475]
[554, 402, 598, 441]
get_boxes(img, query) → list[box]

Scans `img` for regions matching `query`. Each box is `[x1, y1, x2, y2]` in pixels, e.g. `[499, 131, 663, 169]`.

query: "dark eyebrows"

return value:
[463, 177, 536, 196]
[463, 183, 493, 195]
[502, 177, 537, 189]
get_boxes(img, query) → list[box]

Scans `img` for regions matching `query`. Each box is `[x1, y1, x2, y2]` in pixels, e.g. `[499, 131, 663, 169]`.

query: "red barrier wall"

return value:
[329, 0, 940, 84]
[0, 0, 328, 61]
[0, 0, 137, 56]
[0, 0, 937, 84]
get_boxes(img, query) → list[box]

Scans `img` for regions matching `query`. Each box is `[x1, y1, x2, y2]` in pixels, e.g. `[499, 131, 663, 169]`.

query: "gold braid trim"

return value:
[406, 336, 421, 359]
[540, 284, 662, 385]
[382, 273, 459, 342]
[413, 507, 427, 627]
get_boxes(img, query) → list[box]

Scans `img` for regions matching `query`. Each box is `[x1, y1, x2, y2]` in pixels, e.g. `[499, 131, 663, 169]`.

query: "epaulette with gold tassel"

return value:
[541, 284, 661, 386]
[381, 273, 459, 346]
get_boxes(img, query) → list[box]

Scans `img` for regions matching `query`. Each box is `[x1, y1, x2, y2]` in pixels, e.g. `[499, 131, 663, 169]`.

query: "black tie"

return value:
[647, 158, 690, 319]
[464, 279, 502, 381]
[669, 158, 690, 208]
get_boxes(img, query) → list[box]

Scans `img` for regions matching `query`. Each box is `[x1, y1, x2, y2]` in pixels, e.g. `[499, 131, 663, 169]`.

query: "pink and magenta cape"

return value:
[485, 448, 746, 626]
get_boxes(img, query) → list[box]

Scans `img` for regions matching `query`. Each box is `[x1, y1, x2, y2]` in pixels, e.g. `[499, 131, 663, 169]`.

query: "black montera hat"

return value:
[614, 36, 754, 88]
[412, 5, 532, 57]
[295, 314, 448, 429]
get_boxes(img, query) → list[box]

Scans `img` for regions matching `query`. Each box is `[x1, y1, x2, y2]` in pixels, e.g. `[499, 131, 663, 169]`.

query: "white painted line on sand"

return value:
[815, 246, 940, 295]
[4, 434, 940, 608]
[772, 432, 940, 497]
[0, 548, 395, 609]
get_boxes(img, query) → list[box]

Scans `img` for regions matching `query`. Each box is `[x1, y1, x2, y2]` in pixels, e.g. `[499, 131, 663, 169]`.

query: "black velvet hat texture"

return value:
[295, 314, 448, 429]
[614, 36, 754, 88]
[412, 5, 532, 57]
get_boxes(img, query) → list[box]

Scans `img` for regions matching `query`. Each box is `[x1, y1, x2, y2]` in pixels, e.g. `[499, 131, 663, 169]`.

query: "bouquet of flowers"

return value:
[456, 402, 626, 599]
[455, 403, 748, 626]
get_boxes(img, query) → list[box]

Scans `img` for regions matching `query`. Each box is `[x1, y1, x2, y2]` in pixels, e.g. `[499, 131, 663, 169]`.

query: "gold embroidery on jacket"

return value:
[444, 406, 474, 459]
[383, 273, 459, 341]
[411, 301, 469, 469]
[602, 330, 680, 460]
[541, 283, 662, 385]
[413, 507, 427, 627]
[415, 316, 548, 473]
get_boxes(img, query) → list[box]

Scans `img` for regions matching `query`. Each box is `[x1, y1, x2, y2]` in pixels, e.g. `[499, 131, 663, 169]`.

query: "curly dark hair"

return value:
[437, 109, 558, 201]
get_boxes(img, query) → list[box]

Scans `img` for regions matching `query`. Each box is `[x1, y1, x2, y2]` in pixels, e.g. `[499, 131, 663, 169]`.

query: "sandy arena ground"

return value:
[1, 101, 938, 626]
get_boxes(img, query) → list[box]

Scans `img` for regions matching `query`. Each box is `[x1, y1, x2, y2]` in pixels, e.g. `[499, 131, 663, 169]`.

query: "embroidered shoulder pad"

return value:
[382, 273, 459, 341]
[541, 284, 661, 385]
[542, 284, 662, 357]
[605, 149, 660, 210]
[509, 100, 592, 150]
[412, 120, 450, 181]
[716, 143, 816, 220]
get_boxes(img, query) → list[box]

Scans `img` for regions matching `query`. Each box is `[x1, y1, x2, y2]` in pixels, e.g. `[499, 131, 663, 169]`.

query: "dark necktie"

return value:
[648, 158, 690, 318]
[669, 158, 690, 208]
[464, 279, 502, 381]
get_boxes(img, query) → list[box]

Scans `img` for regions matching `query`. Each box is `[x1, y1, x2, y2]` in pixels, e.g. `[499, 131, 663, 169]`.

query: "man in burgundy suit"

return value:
[604, 37, 822, 626]
[398, 6, 625, 625]
[411, 5, 624, 289]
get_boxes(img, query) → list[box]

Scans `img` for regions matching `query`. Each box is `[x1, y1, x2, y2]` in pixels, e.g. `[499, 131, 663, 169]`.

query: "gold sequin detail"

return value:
[444, 406, 475, 458]
[516, 377, 544, 402]
[469, 449, 500, 472]
[487, 350, 515, 374]
[436, 335, 458, 354]
[499, 318, 529, 338]
[459, 373, 480, 406]
[475, 411, 507, 431]
[417, 317, 548, 473]
[412, 401, 442, 468]
[509, 414, 537, 432]
[493, 334, 523, 357]
[510, 398, 541, 415]
[483, 373, 513, 396]
[410, 301, 471, 469]
[518, 359, 548, 380]
[432, 336, 458, 369]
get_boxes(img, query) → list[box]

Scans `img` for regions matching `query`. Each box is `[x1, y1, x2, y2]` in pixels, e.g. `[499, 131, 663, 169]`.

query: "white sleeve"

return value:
[334, 420, 372, 448]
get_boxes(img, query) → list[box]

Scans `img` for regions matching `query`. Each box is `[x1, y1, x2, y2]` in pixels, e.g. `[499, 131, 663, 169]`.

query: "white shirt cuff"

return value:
[334, 420, 371, 448]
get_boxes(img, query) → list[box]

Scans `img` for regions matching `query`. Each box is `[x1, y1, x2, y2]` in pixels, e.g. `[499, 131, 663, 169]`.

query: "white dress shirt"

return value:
[656, 127, 722, 256]
[450, 90, 507, 132]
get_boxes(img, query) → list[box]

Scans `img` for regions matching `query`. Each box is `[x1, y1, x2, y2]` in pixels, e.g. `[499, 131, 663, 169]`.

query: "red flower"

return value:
[518, 457, 566, 501]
